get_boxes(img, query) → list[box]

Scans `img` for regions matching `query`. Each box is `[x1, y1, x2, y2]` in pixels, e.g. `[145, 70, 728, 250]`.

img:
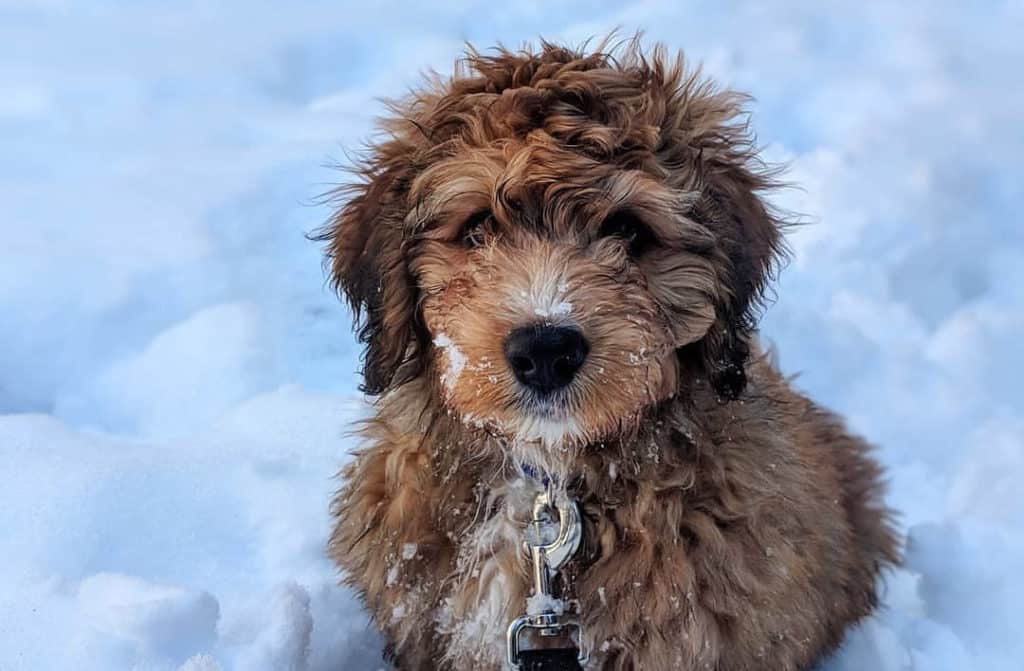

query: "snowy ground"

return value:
[2, 2, 1022, 670]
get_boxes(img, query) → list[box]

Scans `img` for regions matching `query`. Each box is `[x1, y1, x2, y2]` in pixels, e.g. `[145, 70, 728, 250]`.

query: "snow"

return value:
[533, 301, 573, 319]
[433, 333, 467, 392]
[1, 2, 1021, 670]
[77, 573, 220, 657]
[525, 593, 566, 617]
[401, 544, 419, 562]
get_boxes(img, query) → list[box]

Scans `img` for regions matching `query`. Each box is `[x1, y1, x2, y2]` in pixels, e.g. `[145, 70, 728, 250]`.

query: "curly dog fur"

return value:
[319, 39, 898, 670]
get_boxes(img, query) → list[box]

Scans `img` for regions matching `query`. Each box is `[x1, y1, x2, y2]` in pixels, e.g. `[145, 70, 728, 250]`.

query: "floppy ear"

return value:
[696, 159, 784, 400]
[646, 61, 786, 400]
[316, 146, 423, 395]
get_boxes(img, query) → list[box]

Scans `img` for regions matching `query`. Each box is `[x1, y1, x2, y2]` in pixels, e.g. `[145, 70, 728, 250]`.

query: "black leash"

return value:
[516, 649, 584, 671]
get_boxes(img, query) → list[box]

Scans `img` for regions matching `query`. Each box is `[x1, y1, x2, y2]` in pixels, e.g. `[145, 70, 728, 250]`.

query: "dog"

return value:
[319, 40, 898, 671]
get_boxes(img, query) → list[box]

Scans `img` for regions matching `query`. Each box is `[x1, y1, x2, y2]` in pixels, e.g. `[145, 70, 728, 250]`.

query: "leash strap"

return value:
[517, 649, 584, 671]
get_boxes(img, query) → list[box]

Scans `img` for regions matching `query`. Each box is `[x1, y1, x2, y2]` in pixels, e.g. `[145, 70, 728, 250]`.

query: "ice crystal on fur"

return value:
[525, 592, 566, 616]
[433, 333, 466, 392]
[534, 301, 572, 318]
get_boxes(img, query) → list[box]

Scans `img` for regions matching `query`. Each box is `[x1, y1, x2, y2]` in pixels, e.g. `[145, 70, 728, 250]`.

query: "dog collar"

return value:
[519, 462, 552, 488]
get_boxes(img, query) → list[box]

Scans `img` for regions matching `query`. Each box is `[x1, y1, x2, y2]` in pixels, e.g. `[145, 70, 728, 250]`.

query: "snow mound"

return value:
[78, 573, 220, 659]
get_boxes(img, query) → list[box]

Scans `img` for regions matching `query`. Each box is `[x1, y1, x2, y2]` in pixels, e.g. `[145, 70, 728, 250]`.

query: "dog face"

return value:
[410, 149, 706, 447]
[319, 43, 782, 451]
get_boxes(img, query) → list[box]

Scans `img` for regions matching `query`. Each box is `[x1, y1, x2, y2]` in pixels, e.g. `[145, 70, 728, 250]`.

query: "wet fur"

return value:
[320, 39, 898, 670]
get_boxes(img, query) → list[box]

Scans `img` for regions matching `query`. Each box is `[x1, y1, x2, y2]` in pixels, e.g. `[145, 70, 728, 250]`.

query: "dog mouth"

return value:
[498, 382, 593, 447]
[516, 389, 576, 418]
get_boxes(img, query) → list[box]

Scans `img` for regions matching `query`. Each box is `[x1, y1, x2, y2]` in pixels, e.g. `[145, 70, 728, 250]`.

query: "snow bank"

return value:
[0, 389, 384, 670]
[2, 2, 1021, 670]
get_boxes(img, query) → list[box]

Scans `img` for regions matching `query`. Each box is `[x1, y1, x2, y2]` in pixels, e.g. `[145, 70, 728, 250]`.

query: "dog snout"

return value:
[503, 324, 589, 394]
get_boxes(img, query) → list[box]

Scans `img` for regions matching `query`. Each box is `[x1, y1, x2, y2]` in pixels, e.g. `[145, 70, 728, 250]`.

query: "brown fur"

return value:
[319, 39, 898, 671]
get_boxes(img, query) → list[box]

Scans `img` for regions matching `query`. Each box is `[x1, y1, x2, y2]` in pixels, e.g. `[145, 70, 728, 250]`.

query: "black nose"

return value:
[504, 325, 589, 394]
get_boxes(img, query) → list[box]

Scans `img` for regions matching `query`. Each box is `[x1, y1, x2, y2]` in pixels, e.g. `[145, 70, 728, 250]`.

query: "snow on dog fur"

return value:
[321, 39, 897, 670]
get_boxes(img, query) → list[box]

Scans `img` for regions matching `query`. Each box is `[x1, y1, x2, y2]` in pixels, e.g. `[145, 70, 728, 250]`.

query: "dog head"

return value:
[319, 41, 783, 451]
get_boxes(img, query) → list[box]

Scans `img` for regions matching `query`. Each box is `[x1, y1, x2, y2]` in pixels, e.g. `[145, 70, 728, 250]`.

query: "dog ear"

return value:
[696, 161, 783, 401]
[316, 145, 423, 395]
[649, 68, 786, 401]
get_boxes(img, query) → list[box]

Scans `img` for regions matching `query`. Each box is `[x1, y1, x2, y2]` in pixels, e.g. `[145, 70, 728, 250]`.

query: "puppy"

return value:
[320, 40, 898, 671]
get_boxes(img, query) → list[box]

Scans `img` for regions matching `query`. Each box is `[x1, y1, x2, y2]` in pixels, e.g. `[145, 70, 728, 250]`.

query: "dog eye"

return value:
[599, 211, 656, 256]
[460, 210, 493, 249]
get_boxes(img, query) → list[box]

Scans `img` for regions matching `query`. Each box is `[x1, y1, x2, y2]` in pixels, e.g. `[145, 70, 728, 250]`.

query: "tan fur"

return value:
[320, 39, 898, 670]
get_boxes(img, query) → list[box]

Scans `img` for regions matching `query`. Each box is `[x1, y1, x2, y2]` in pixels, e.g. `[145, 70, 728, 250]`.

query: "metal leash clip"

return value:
[506, 490, 588, 669]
